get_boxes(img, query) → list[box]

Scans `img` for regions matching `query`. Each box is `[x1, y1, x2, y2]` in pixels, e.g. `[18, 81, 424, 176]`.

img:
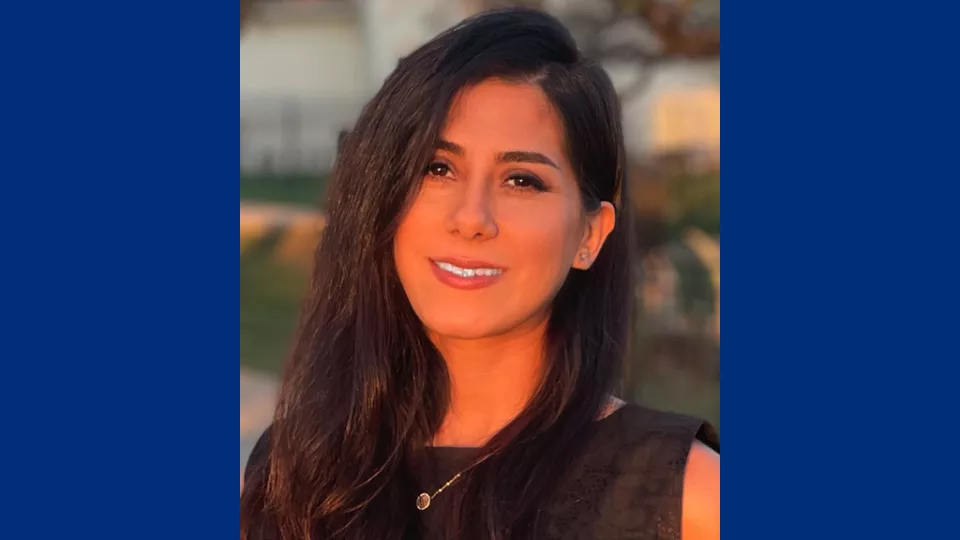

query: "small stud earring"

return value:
[579, 251, 589, 262]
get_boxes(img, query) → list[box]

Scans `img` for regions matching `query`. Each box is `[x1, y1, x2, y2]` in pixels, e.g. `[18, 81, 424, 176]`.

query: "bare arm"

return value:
[682, 440, 720, 540]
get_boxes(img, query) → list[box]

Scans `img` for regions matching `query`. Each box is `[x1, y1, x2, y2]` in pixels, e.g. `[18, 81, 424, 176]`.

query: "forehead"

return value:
[443, 79, 567, 156]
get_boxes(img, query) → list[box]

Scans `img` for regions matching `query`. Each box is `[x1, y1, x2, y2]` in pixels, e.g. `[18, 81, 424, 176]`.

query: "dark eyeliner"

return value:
[506, 173, 549, 192]
[424, 160, 451, 177]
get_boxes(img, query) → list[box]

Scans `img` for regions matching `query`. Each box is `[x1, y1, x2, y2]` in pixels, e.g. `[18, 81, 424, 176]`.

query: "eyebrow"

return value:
[437, 139, 561, 170]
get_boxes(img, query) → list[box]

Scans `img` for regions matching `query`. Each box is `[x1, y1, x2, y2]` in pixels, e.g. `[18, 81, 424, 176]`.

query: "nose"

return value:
[444, 181, 499, 241]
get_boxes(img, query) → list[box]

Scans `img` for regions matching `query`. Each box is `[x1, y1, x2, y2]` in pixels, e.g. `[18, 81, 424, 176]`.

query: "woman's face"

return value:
[394, 79, 615, 341]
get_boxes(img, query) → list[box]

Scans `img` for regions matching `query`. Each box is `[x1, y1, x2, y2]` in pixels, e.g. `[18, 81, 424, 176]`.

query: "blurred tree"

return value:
[605, 0, 720, 100]
[241, 0, 255, 34]
[482, 0, 719, 101]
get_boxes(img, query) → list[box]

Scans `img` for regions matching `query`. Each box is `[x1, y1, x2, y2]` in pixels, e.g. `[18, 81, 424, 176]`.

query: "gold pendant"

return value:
[416, 492, 431, 510]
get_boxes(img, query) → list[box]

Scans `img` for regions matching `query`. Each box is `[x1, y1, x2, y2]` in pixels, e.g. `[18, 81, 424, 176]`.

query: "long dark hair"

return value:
[241, 7, 631, 539]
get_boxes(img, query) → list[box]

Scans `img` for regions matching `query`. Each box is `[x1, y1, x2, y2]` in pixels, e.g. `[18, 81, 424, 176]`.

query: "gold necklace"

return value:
[416, 469, 465, 511]
[416, 400, 625, 510]
[416, 452, 490, 511]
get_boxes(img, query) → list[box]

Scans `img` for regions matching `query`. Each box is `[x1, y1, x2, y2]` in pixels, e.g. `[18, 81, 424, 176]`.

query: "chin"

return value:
[421, 313, 513, 341]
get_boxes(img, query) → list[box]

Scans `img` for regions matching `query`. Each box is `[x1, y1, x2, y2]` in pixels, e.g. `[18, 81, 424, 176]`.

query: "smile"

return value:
[433, 261, 504, 278]
[429, 258, 505, 291]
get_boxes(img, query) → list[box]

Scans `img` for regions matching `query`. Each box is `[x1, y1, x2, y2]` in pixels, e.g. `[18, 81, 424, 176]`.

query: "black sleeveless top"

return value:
[243, 404, 719, 539]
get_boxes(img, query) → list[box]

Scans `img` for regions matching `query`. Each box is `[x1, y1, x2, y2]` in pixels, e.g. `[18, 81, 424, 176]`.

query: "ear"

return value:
[572, 201, 616, 270]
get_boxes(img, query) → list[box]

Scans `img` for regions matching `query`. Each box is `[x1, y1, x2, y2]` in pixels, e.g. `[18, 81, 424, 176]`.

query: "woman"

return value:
[241, 7, 719, 540]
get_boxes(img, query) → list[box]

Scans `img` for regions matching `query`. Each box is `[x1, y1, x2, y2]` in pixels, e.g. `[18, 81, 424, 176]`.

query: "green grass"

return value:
[631, 370, 720, 432]
[240, 173, 329, 208]
[238, 182, 719, 428]
[239, 236, 719, 428]
[240, 237, 311, 374]
[240, 246, 720, 430]
[666, 170, 720, 238]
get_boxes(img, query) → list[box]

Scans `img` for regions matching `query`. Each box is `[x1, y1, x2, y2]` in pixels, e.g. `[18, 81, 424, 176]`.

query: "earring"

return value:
[579, 251, 589, 262]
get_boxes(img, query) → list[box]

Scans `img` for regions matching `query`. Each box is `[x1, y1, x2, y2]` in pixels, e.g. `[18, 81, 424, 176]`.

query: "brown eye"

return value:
[425, 162, 452, 177]
[504, 174, 547, 192]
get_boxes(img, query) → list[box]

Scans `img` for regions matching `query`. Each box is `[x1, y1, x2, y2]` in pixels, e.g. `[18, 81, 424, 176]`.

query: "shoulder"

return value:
[607, 403, 719, 463]
[241, 425, 281, 540]
[543, 404, 718, 538]
[242, 425, 273, 491]
[248, 424, 273, 464]
[610, 405, 719, 540]
[681, 441, 720, 540]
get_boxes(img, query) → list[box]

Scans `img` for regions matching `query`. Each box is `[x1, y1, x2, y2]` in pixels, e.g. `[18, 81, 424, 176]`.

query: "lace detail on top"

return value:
[535, 404, 718, 539]
[414, 404, 718, 539]
[243, 404, 719, 540]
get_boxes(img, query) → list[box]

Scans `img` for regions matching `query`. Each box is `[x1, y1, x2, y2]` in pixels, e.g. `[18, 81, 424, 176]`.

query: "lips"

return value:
[433, 260, 503, 277]
[429, 258, 505, 290]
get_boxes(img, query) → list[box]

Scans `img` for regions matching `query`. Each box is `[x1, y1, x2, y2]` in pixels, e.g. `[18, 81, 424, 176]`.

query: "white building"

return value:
[240, 0, 719, 173]
[241, 1, 368, 172]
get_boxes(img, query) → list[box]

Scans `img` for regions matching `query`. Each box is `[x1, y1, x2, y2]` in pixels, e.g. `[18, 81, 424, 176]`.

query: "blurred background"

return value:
[240, 0, 719, 487]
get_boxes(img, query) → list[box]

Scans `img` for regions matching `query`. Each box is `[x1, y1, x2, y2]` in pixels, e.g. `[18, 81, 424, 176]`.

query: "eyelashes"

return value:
[425, 161, 452, 178]
[503, 174, 547, 192]
[423, 161, 549, 193]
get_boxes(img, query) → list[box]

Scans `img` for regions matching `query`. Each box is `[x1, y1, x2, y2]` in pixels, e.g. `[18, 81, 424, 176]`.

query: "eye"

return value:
[504, 174, 547, 192]
[425, 161, 453, 178]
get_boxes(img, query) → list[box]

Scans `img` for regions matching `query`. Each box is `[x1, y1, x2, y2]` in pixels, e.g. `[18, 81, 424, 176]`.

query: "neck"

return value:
[429, 318, 548, 448]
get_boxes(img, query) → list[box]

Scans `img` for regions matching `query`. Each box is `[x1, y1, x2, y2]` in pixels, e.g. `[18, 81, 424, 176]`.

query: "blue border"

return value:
[723, 1, 945, 538]
[7, 0, 946, 538]
[2, 2, 232, 538]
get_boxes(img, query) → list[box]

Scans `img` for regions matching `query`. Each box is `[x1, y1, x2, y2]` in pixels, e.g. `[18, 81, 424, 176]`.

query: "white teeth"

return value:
[434, 261, 503, 278]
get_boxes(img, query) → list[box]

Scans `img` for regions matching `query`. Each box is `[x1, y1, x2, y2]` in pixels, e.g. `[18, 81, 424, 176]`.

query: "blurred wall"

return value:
[614, 61, 720, 159]
[241, 2, 369, 172]
[359, 0, 481, 90]
[240, 1, 720, 172]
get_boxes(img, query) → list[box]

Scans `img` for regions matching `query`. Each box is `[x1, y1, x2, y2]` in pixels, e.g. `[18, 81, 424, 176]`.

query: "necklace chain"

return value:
[416, 470, 464, 511]
[416, 400, 625, 510]
[416, 453, 491, 511]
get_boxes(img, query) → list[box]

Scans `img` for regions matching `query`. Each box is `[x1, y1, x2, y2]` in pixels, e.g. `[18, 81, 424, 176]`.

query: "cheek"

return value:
[504, 205, 581, 286]
[393, 199, 434, 267]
